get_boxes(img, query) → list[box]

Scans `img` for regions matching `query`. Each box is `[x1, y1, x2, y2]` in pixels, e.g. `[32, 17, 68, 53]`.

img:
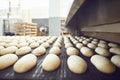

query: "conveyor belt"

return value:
[0, 40, 120, 80]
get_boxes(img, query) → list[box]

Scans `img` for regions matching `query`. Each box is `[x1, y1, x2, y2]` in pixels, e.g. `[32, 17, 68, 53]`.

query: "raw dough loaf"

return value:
[111, 55, 120, 68]
[16, 46, 31, 55]
[46, 40, 53, 44]
[0, 42, 6, 47]
[93, 39, 99, 42]
[0, 46, 18, 55]
[53, 43, 62, 48]
[80, 47, 93, 57]
[108, 43, 118, 48]
[66, 47, 79, 56]
[42, 54, 60, 71]
[82, 40, 88, 45]
[65, 43, 73, 48]
[79, 39, 83, 42]
[91, 55, 116, 74]
[73, 41, 79, 44]
[95, 47, 110, 57]
[49, 47, 60, 55]
[17, 42, 29, 48]
[41, 42, 50, 48]
[109, 48, 120, 55]
[91, 41, 98, 45]
[67, 55, 87, 74]
[76, 43, 84, 49]
[13, 54, 37, 73]
[5, 42, 18, 47]
[37, 40, 44, 44]
[98, 43, 108, 49]
[27, 40, 34, 44]
[32, 46, 46, 56]
[99, 40, 107, 44]
[0, 46, 4, 50]
[29, 42, 39, 49]
[87, 43, 97, 49]
[0, 54, 18, 70]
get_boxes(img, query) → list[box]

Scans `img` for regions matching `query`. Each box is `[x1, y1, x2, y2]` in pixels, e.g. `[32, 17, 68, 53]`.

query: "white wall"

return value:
[0, 19, 3, 36]
[49, 0, 60, 36]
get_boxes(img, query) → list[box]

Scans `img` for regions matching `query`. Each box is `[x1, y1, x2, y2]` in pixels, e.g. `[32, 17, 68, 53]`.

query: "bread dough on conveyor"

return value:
[42, 54, 60, 71]
[66, 47, 79, 56]
[109, 47, 120, 55]
[87, 43, 97, 49]
[95, 47, 110, 57]
[111, 55, 120, 68]
[108, 43, 119, 48]
[0, 54, 18, 70]
[13, 54, 37, 73]
[80, 47, 94, 57]
[16, 46, 31, 55]
[29, 42, 39, 49]
[49, 46, 61, 55]
[91, 55, 116, 74]
[76, 43, 84, 49]
[32, 46, 46, 56]
[0, 36, 120, 80]
[0, 46, 18, 55]
[65, 43, 73, 48]
[53, 43, 62, 48]
[17, 42, 29, 48]
[97, 43, 108, 49]
[67, 55, 87, 74]
[41, 42, 50, 48]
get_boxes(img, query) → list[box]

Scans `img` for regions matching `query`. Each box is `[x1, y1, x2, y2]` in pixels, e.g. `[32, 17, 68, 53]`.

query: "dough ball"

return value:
[93, 39, 99, 42]
[0, 42, 6, 47]
[41, 42, 50, 48]
[37, 40, 44, 44]
[32, 46, 46, 56]
[91, 55, 116, 74]
[53, 43, 62, 48]
[98, 43, 108, 49]
[0, 46, 18, 55]
[66, 47, 79, 56]
[99, 40, 107, 44]
[76, 43, 84, 49]
[91, 41, 98, 45]
[109, 48, 120, 55]
[0, 54, 18, 70]
[67, 55, 87, 74]
[29, 42, 39, 49]
[46, 40, 53, 44]
[5, 42, 18, 47]
[16, 46, 31, 55]
[108, 43, 119, 48]
[82, 40, 88, 45]
[95, 47, 110, 57]
[42, 54, 60, 71]
[49, 47, 60, 55]
[80, 47, 93, 57]
[111, 55, 120, 68]
[13, 54, 37, 73]
[86, 39, 91, 42]
[87, 43, 97, 49]
[0, 46, 4, 51]
[79, 39, 83, 42]
[65, 43, 73, 48]
[27, 40, 34, 44]
[64, 40, 70, 43]
[17, 42, 29, 48]
[73, 41, 79, 44]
